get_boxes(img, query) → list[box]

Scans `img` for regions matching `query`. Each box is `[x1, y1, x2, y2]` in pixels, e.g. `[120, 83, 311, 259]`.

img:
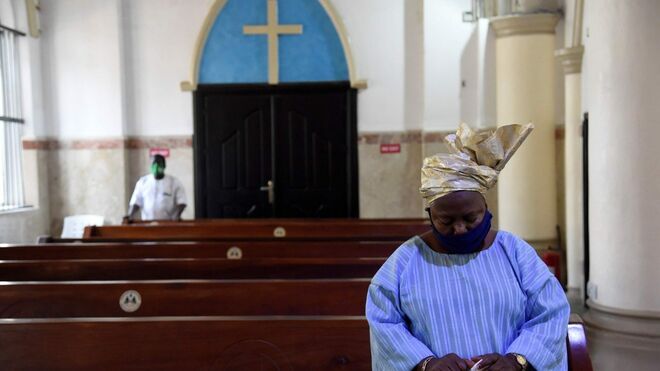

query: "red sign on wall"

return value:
[149, 147, 170, 158]
[380, 143, 401, 154]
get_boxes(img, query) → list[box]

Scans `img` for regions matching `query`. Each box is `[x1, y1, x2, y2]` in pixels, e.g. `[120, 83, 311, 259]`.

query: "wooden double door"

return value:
[194, 83, 358, 218]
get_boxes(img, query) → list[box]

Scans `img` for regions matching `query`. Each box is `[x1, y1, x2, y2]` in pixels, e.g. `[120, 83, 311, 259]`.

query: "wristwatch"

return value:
[510, 353, 528, 370]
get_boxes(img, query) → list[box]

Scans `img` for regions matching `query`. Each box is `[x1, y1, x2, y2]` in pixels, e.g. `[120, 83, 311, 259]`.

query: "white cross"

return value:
[243, 0, 303, 84]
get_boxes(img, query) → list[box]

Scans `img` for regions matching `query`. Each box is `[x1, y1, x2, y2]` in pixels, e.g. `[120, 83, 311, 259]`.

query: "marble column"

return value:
[580, 2, 660, 368]
[491, 14, 560, 245]
[584, 0, 660, 318]
[556, 45, 584, 299]
[557, 0, 586, 302]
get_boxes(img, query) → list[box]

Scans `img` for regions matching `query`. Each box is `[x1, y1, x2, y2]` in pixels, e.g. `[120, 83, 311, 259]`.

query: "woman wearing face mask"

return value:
[366, 123, 569, 371]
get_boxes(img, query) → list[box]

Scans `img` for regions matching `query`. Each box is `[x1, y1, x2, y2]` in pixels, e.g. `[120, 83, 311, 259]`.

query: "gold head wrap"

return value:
[420, 123, 534, 206]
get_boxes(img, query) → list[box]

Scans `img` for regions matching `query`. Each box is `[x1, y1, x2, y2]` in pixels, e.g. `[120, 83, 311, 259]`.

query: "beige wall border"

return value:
[491, 13, 560, 38]
[359, 131, 422, 145]
[125, 136, 193, 149]
[23, 136, 194, 150]
[23, 129, 565, 150]
[22, 138, 125, 150]
[181, 0, 365, 91]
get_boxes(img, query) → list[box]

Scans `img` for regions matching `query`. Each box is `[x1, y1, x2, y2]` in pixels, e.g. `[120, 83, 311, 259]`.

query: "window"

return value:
[0, 24, 25, 210]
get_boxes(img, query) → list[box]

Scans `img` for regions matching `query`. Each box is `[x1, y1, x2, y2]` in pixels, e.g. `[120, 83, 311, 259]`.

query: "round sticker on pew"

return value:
[226, 246, 243, 260]
[119, 290, 142, 313]
[273, 227, 286, 238]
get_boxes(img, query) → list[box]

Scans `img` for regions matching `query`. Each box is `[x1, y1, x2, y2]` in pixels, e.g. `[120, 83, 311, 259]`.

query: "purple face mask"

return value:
[428, 210, 492, 254]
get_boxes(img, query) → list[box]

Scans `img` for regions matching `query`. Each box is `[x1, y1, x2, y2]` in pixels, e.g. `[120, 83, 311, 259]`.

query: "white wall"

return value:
[423, 0, 474, 131]
[41, 0, 125, 138]
[333, 0, 405, 132]
[459, 19, 496, 129]
[0, 0, 15, 27]
[403, 0, 424, 131]
[122, 0, 213, 136]
[35, 0, 475, 135]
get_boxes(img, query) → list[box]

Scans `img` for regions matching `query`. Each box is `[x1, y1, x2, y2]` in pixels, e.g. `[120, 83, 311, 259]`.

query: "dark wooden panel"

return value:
[0, 279, 370, 318]
[194, 83, 359, 219]
[202, 93, 273, 218]
[0, 317, 371, 370]
[0, 257, 385, 281]
[0, 240, 400, 260]
[274, 90, 349, 218]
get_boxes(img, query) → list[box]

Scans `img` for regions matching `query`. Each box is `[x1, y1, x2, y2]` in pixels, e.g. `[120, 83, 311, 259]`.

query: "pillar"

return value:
[491, 14, 560, 244]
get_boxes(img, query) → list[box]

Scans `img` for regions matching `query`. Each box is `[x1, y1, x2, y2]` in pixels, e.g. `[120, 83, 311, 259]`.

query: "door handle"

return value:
[260, 180, 274, 204]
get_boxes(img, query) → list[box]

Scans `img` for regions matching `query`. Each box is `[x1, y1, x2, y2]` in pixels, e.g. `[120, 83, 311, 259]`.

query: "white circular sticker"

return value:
[273, 227, 286, 238]
[226, 246, 243, 260]
[119, 290, 142, 313]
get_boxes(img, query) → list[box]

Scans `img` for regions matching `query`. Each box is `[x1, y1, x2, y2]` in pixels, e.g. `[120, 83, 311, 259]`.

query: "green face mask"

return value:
[151, 163, 165, 179]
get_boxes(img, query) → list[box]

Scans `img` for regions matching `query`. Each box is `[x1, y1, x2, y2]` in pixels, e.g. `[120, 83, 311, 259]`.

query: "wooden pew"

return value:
[0, 313, 595, 370]
[568, 314, 594, 371]
[0, 257, 385, 281]
[0, 279, 370, 318]
[0, 240, 400, 260]
[80, 218, 430, 242]
[0, 317, 372, 370]
[123, 217, 424, 225]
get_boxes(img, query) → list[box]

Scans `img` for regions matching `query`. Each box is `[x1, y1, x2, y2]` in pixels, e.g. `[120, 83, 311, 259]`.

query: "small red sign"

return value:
[380, 143, 401, 154]
[149, 147, 170, 158]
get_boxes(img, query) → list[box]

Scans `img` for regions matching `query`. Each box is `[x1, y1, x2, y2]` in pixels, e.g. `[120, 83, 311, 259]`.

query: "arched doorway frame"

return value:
[179, 0, 366, 91]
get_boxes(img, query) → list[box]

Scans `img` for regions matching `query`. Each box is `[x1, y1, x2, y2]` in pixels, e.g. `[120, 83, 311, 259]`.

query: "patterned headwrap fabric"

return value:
[420, 123, 534, 206]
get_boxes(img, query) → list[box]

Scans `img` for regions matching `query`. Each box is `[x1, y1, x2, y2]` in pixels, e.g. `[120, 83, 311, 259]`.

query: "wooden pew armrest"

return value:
[567, 314, 593, 371]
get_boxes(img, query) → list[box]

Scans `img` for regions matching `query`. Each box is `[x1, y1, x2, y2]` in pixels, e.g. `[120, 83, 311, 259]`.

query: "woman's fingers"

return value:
[472, 353, 499, 368]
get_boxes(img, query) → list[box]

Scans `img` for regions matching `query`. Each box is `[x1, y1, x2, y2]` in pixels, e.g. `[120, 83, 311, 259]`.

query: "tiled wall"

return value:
[358, 132, 424, 218]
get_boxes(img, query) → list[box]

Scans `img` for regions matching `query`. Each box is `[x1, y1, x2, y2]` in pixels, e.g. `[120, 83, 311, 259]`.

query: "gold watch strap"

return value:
[511, 353, 528, 370]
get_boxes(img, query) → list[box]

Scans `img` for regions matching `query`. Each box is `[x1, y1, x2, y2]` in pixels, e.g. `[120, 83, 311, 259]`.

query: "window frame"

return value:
[0, 23, 27, 211]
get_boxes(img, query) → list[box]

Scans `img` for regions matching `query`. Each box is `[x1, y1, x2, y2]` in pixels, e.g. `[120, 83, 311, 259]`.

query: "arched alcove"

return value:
[182, 0, 364, 90]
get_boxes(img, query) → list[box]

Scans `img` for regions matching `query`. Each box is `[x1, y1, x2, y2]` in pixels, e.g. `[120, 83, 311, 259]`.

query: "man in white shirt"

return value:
[127, 154, 187, 221]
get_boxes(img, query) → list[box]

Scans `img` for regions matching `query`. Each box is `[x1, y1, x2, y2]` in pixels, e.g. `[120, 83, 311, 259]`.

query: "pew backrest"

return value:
[0, 317, 372, 370]
[0, 257, 385, 281]
[0, 240, 400, 260]
[0, 279, 370, 318]
[81, 218, 430, 242]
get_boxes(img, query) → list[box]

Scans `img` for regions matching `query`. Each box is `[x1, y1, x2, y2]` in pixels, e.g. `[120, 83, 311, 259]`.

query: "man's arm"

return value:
[175, 204, 186, 221]
[127, 178, 144, 221]
[127, 204, 141, 221]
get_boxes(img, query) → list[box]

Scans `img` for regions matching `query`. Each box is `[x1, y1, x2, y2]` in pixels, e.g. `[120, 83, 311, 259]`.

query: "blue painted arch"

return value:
[198, 0, 349, 84]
